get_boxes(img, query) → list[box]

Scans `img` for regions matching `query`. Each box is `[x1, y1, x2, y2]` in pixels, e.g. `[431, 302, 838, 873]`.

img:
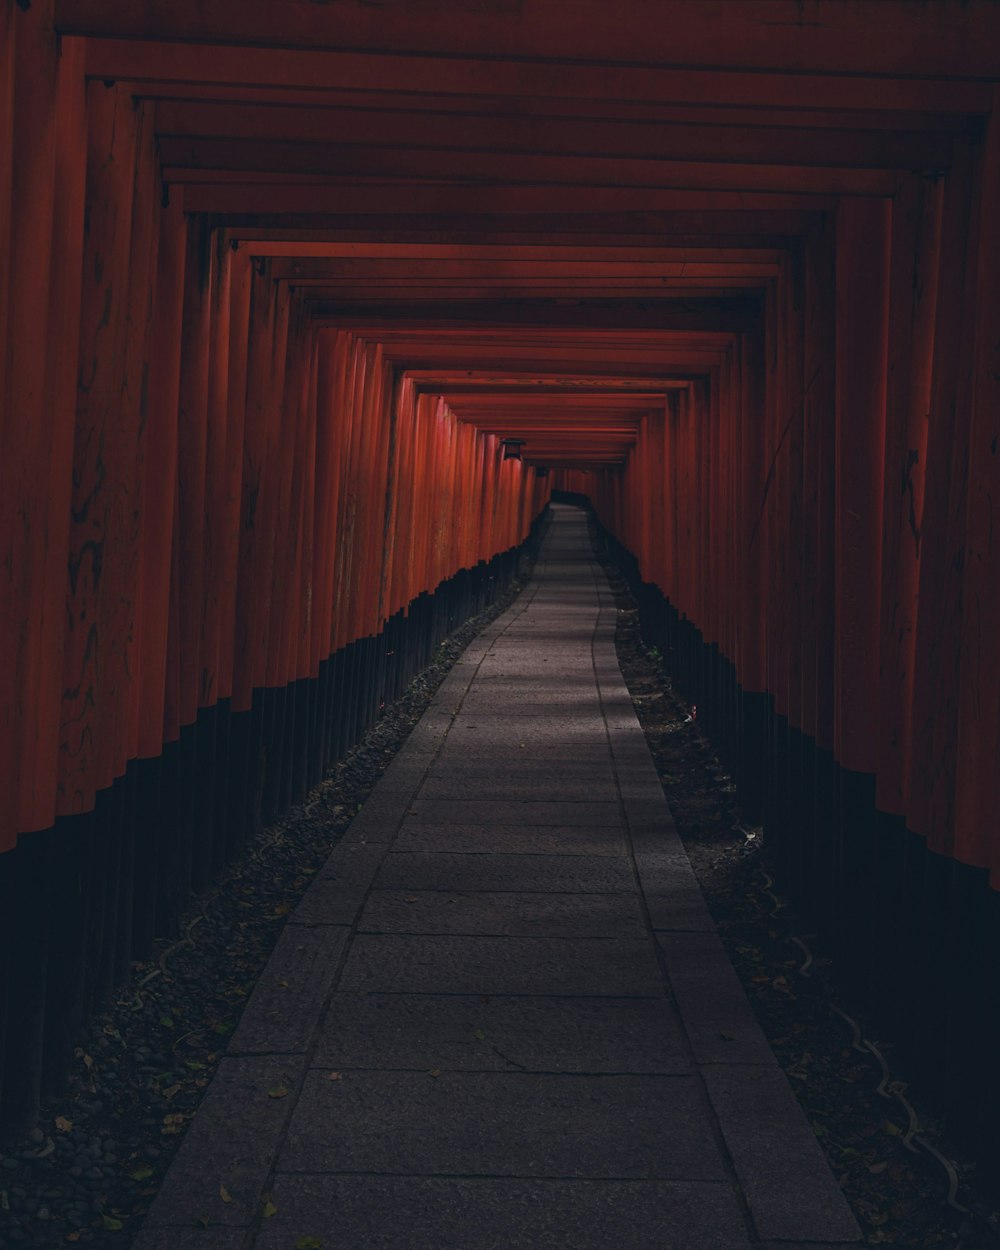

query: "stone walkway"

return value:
[135, 504, 862, 1250]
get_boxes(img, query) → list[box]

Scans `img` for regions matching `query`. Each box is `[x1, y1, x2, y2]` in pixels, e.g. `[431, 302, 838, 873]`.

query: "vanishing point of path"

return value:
[134, 504, 863, 1250]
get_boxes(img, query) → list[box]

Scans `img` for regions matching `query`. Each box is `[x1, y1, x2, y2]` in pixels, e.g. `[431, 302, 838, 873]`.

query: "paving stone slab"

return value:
[434, 742, 614, 763]
[758, 1243, 865, 1250]
[141, 1056, 304, 1229]
[422, 758, 617, 783]
[313, 991, 692, 1073]
[611, 741, 661, 770]
[702, 1065, 863, 1243]
[252, 1176, 752, 1250]
[462, 683, 603, 700]
[418, 774, 618, 801]
[340, 811, 410, 846]
[456, 703, 607, 721]
[339, 934, 666, 996]
[464, 670, 599, 686]
[371, 752, 435, 793]
[444, 719, 611, 745]
[289, 842, 388, 923]
[398, 719, 451, 750]
[658, 931, 777, 1064]
[278, 1070, 726, 1179]
[619, 782, 671, 809]
[360, 889, 647, 938]
[408, 798, 621, 826]
[634, 851, 717, 932]
[613, 761, 663, 783]
[229, 924, 350, 1054]
[394, 821, 628, 857]
[377, 851, 634, 894]
[464, 673, 600, 686]
[627, 822, 684, 857]
[133, 1228, 248, 1250]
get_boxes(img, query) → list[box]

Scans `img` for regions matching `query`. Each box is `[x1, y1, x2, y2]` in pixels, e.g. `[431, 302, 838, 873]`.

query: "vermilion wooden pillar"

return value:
[2, 0, 62, 844]
[955, 88, 1000, 882]
[907, 139, 979, 858]
[833, 199, 891, 777]
[57, 83, 131, 809]
[875, 176, 942, 820]
[832, 196, 891, 976]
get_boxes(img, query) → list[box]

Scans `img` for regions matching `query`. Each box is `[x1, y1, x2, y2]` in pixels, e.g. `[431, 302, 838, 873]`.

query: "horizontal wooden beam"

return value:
[312, 300, 758, 332]
[154, 101, 954, 171]
[270, 258, 780, 279]
[161, 142, 895, 196]
[62, 4, 1000, 79]
[80, 38, 992, 115]
[222, 212, 817, 242]
[141, 87, 982, 137]
[183, 183, 835, 216]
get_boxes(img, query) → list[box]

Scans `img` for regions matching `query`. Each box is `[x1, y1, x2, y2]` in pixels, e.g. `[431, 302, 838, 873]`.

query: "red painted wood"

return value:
[907, 140, 980, 855]
[955, 92, 1000, 882]
[58, 82, 141, 814]
[136, 197, 185, 757]
[1, 1, 77, 841]
[833, 198, 891, 777]
[875, 175, 942, 818]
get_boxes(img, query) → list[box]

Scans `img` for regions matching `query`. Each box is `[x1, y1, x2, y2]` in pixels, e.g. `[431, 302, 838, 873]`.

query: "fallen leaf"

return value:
[162, 1082, 182, 1100]
[158, 1016, 175, 1030]
[54, 1116, 73, 1132]
[267, 1084, 291, 1099]
[220, 1184, 233, 1204]
[428, 1068, 441, 1078]
[328, 1071, 343, 1081]
[278, 980, 289, 988]
[883, 1119, 901, 1136]
[473, 1029, 486, 1041]
[868, 1161, 888, 1174]
[263, 1199, 278, 1219]
[130, 1165, 154, 1181]
[101, 1214, 123, 1231]
[296, 1239, 323, 1250]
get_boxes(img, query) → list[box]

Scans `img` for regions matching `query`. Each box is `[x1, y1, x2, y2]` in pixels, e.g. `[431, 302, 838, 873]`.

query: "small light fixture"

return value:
[500, 438, 526, 461]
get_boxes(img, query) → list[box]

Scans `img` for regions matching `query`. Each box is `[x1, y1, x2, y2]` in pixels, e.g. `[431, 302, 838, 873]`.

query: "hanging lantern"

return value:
[500, 438, 526, 461]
